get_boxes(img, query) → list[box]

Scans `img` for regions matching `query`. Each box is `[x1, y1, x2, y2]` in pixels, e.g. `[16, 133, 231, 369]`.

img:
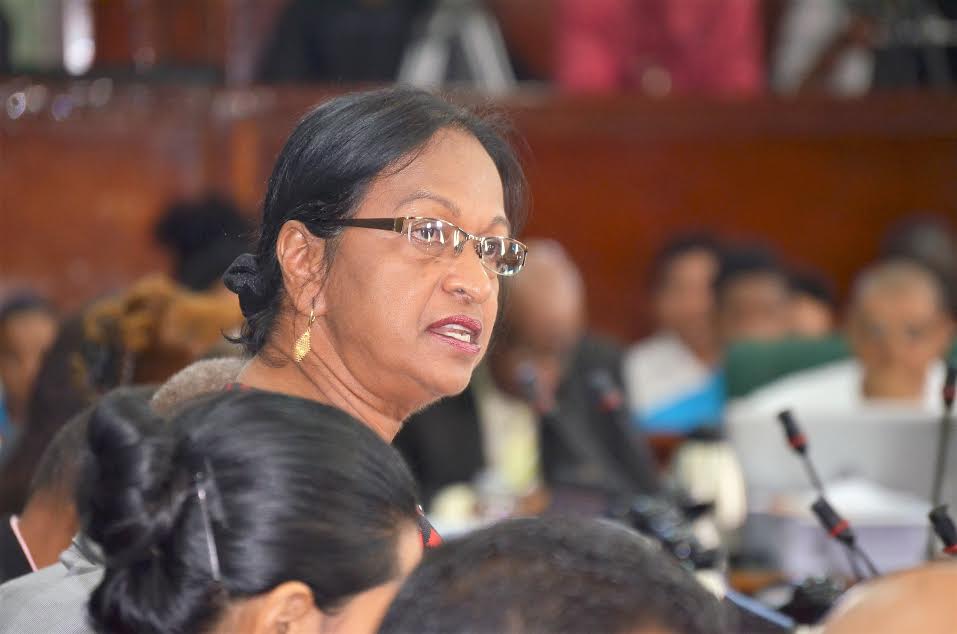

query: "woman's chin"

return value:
[423, 367, 474, 401]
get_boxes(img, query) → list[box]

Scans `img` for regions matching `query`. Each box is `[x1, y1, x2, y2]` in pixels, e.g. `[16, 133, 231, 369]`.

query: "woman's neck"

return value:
[237, 346, 405, 442]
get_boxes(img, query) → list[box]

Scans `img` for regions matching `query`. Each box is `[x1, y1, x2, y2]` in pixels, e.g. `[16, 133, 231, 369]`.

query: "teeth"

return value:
[434, 323, 476, 343]
[444, 331, 471, 343]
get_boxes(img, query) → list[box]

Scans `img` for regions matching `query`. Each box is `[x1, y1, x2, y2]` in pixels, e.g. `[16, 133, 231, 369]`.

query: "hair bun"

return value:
[223, 253, 269, 317]
[80, 389, 187, 566]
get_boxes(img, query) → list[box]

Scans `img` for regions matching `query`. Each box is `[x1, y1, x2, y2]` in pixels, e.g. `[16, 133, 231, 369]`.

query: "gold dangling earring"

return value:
[293, 307, 316, 363]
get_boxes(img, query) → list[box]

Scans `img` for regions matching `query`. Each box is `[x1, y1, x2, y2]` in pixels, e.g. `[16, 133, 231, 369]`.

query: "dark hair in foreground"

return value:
[379, 516, 727, 634]
[79, 389, 421, 634]
[223, 86, 529, 356]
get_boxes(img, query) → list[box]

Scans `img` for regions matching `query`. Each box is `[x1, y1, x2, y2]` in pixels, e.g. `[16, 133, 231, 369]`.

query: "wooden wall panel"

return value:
[1, 91, 211, 305]
[2, 87, 955, 340]
[505, 95, 957, 338]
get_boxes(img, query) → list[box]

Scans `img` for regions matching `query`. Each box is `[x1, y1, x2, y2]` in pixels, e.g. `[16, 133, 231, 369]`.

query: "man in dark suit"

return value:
[395, 240, 658, 509]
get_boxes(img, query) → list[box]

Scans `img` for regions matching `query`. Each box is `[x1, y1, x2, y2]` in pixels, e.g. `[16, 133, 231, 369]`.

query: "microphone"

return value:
[515, 362, 555, 417]
[586, 369, 660, 495]
[928, 505, 957, 557]
[586, 369, 625, 414]
[926, 363, 956, 559]
[776, 409, 880, 580]
[777, 410, 824, 494]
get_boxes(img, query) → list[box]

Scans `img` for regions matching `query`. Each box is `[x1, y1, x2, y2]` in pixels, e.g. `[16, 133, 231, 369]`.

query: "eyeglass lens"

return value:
[406, 218, 525, 276]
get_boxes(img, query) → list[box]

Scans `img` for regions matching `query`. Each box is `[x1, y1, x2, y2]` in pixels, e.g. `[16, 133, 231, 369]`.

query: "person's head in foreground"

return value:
[649, 234, 722, 363]
[713, 245, 791, 344]
[79, 390, 423, 634]
[223, 87, 528, 440]
[847, 259, 954, 400]
[379, 516, 728, 634]
[823, 563, 957, 634]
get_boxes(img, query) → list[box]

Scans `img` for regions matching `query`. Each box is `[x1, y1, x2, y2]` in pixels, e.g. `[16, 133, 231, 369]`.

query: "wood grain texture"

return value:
[2, 86, 955, 340]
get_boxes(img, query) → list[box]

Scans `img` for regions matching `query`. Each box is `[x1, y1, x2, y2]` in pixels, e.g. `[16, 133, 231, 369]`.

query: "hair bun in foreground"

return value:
[80, 389, 185, 567]
[222, 253, 269, 318]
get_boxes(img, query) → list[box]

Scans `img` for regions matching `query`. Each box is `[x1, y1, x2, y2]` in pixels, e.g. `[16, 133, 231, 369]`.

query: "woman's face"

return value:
[318, 128, 508, 411]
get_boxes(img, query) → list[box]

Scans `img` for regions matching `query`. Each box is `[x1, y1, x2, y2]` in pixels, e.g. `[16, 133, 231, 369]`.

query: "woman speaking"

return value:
[222, 86, 529, 441]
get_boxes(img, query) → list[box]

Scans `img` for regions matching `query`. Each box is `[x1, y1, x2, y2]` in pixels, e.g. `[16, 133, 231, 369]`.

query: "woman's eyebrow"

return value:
[399, 189, 511, 233]
[397, 190, 461, 217]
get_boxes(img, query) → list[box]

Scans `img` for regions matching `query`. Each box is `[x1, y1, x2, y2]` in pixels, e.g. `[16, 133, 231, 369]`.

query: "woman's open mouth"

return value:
[427, 315, 483, 354]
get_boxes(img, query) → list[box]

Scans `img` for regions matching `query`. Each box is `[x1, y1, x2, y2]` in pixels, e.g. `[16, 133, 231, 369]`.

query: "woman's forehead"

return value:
[359, 131, 507, 227]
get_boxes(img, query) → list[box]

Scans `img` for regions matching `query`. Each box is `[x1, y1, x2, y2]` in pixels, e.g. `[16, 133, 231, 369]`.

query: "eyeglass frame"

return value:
[324, 216, 528, 276]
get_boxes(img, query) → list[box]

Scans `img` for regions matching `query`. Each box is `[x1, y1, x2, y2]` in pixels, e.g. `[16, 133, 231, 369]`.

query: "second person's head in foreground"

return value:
[79, 389, 423, 634]
[224, 87, 529, 440]
[380, 516, 728, 634]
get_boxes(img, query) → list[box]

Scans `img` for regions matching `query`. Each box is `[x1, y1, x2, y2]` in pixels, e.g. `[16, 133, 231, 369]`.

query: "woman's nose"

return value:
[442, 245, 494, 304]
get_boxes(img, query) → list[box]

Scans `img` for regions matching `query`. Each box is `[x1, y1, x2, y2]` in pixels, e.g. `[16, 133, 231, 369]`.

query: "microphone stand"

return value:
[777, 410, 880, 581]
[927, 364, 956, 558]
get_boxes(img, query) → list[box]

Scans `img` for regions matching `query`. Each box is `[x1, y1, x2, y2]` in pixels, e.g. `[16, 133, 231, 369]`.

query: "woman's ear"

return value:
[276, 220, 329, 317]
[249, 580, 321, 634]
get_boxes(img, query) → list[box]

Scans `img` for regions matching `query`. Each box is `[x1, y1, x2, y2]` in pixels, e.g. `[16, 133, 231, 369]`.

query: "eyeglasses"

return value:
[328, 216, 528, 276]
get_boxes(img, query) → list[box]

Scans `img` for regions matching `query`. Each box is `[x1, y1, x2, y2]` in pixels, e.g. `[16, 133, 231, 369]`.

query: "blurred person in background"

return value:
[257, 0, 432, 83]
[627, 244, 791, 434]
[823, 563, 957, 634]
[0, 293, 57, 458]
[788, 268, 837, 337]
[0, 413, 88, 584]
[881, 214, 957, 318]
[396, 239, 658, 520]
[653, 244, 789, 535]
[624, 235, 722, 435]
[714, 245, 793, 346]
[0, 275, 242, 516]
[153, 194, 253, 294]
[380, 516, 727, 634]
[556, 0, 764, 96]
[732, 259, 953, 416]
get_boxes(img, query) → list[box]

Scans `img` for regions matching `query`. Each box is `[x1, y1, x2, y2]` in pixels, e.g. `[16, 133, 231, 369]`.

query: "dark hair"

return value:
[0, 316, 90, 514]
[79, 389, 421, 634]
[223, 86, 529, 355]
[713, 245, 787, 302]
[0, 291, 55, 335]
[27, 407, 90, 500]
[650, 233, 722, 289]
[379, 516, 728, 634]
[154, 194, 253, 291]
[789, 268, 837, 309]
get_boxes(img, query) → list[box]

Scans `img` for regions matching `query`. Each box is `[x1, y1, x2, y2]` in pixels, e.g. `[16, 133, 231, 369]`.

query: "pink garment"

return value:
[556, 0, 764, 96]
[10, 515, 38, 572]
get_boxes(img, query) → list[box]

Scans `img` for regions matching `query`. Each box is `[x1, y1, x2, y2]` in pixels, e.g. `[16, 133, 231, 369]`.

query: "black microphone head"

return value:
[586, 369, 624, 413]
[811, 497, 854, 544]
[944, 363, 956, 410]
[777, 409, 807, 454]
[514, 362, 556, 417]
[928, 505, 957, 554]
[515, 361, 539, 403]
